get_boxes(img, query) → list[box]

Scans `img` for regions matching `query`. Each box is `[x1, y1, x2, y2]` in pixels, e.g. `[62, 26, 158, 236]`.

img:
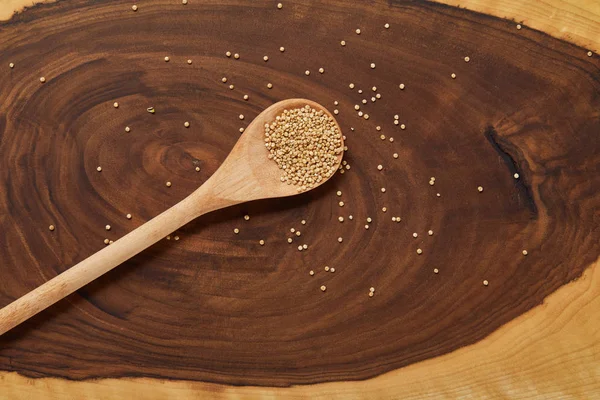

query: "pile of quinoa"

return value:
[264, 105, 342, 192]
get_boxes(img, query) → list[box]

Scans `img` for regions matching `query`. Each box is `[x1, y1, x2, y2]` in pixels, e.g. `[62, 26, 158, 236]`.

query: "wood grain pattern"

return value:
[2, 257, 597, 399]
[0, 0, 599, 396]
[438, 0, 600, 52]
[0, 98, 343, 335]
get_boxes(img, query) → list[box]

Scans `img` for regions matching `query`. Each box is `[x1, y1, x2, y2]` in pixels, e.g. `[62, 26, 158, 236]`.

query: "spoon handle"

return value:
[0, 195, 200, 336]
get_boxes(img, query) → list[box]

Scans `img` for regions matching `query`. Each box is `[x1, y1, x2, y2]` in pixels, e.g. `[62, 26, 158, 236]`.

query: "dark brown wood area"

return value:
[0, 0, 598, 387]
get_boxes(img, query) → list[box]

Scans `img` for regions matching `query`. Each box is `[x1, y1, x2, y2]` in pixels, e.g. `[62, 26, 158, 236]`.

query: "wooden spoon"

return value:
[0, 98, 343, 336]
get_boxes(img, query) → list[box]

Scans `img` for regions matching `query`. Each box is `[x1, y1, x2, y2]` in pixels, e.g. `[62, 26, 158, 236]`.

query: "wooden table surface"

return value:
[0, 0, 598, 398]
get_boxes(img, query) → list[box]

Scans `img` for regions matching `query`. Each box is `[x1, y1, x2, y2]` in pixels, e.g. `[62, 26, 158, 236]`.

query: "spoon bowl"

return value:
[196, 98, 344, 210]
[0, 99, 343, 335]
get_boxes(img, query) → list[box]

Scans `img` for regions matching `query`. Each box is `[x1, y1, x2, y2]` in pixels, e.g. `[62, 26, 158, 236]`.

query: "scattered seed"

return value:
[464, 56, 470, 62]
[349, 83, 355, 89]
[166, 181, 172, 187]
[184, 121, 190, 128]
[303, 244, 308, 249]
[244, 215, 250, 221]
[229, 84, 235, 90]
[428, 230, 433, 236]
[355, 28, 361, 34]
[259, 239, 265, 246]
[277, 2, 282, 9]
[384, 23, 390, 29]
[522, 250, 528, 256]
[164, 56, 170, 62]
[104, 238, 109, 245]
[267, 83, 273, 89]
[380, 187, 386, 193]
[477, 186, 484, 193]
[393, 153, 399, 159]
[126, 214, 132, 219]
[105, 225, 111, 231]
[399, 83, 405, 90]
[365, 224, 369, 229]
[301, 220, 306, 225]
[514, 173, 520, 179]
[234, 228, 239, 234]
[377, 165, 383, 171]
[243, 94, 249, 100]
[320, 285, 326, 292]
[319, 67, 324, 74]
[309, 270, 314, 276]
[113, 102, 119, 108]
[416, 248, 423, 255]
[174, 236, 180, 241]
[96, 166, 102, 172]
[341, 40, 346, 46]
[234, 53, 240, 59]
[305, 70, 310, 76]
[280, 47, 285, 52]
[226, 51, 232, 57]
[337, 237, 343, 243]
[125, 126, 131, 132]
[370, 63, 376, 69]
[338, 216, 344, 222]
[434, 268, 439, 274]
[287, 238, 292, 243]
[195, 166, 200, 172]
[132, 4, 138, 11]
[325, 266, 330, 272]
[9, 63, 14, 69]
[368, 292, 374, 297]
[483, 280, 489, 286]
[516, 24, 522, 30]
[49, 225, 55, 231]
[451, 73, 456, 79]
[147, 107, 155, 114]
[587, 51, 593, 57]
[187, 59, 192, 64]
[367, 217, 372, 223]
[298, 245, 303, 251]
[339, 201, 344, 207]
[330, 268, 335, 273]
[295, 231, 301, 236]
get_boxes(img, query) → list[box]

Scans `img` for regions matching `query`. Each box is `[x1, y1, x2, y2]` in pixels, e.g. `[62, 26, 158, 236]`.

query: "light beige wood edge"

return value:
[2, 257, 598, 399]
[436, 0, 600, 52]
[0, 0, 55, 20]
